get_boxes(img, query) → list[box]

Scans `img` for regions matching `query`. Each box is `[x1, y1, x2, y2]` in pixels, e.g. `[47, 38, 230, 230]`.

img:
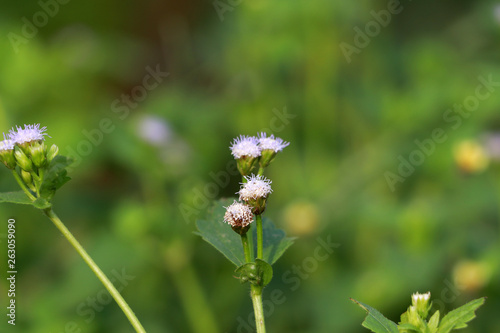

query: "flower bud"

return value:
[14, 147, 33, 172]
[30, 142, 47, 168]
[230, 135, 261, 176]
[0, 140, 16, 169]
[257, 133, 289, 168]
[411, 292, 431, 320]
[224, 201, 254, 235]
[47, 144, 59, 163]
[21, 169, 33, 187]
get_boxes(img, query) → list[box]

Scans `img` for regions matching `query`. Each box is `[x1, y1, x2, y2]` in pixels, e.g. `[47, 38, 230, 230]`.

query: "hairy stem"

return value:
[43, 208, 146, 333]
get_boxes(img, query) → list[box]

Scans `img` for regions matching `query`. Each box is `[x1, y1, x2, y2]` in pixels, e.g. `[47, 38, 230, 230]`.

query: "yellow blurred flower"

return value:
[453, 140, 489, 174]
[453, 260, 491, 292]
[282, 201, 319, 236]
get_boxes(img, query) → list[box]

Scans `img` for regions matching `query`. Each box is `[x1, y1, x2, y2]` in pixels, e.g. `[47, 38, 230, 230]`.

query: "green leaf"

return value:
[398, 323, 419, 332]
[39, 155, 73, 200]
[428, 310, 440, 333]
[0, 191, 33, 205]
[259, 216, 296, 265]
[436, 297, 485, 333]
[195, 199, 247, 266]
[195, 198, 295, 266]
[33, 197, 51, 209]
[234, 259, 273, 287]
[351, 298, 399, 333]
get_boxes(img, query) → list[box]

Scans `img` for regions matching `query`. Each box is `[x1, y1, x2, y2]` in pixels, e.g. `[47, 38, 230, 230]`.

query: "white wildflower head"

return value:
[8, 124, 49, 145]
[258, 132, 289, 153]
[223, 201, 254, 233]
[238, 174, 272, 215]
[238, 174, 272, 201]
[230, 135, 261, 159]
[230, 135, 261, 176]
[257, 132, 289, 169]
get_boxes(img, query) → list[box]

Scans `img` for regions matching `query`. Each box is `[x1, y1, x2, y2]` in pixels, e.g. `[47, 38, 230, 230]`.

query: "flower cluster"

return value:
[0, 124, 64, 203]
[1, 124, 57, 171]
[224, 132, 287, 234]
[230, 133, 289, 175]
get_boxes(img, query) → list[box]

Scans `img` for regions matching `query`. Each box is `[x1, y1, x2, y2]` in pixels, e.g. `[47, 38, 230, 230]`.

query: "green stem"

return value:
[255, 214, 263, 260]
[250, 285, 266, 333]
[42, 208, 147, 333]
[257, 167, 265, 176]
[12, 169, 36, 201]
[241, 233, 253, 263]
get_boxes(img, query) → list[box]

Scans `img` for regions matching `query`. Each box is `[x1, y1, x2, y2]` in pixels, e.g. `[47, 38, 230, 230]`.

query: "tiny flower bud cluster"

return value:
[1, 124, 63, 199]
[230, 132, 289, 175]
[399, 291, 432, 330]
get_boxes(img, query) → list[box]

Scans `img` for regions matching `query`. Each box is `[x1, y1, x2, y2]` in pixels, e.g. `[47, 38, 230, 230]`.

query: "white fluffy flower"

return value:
[230, 135, 261, 159]
[238, 174, 272, 201]
[223, 201, 254, 227]
[0, 138, 15, 151]
[258, 132, 289, 152]
[8, 124, 49, 144]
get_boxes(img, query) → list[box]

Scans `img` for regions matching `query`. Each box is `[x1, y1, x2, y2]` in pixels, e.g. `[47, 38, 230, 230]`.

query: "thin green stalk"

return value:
[255, 214, 263, 260]
[12, 169, 36, 201]
[241, 233, 253, 263]
[250, 285, 266, 333]
[257, 167, 265, 176]
[42, 208, 146, 333]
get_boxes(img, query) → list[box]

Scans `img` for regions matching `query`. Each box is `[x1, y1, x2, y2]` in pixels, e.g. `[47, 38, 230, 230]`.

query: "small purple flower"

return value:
[230, 135, 261, 159]
[258, 132, 289, 152]
[8, 124, 49, 144]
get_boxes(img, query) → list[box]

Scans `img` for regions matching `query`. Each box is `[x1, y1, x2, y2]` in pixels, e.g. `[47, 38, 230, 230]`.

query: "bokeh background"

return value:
[1, 0, 500, 332]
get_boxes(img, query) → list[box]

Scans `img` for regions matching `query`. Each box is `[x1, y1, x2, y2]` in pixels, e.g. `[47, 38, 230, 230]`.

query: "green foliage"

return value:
[350, 298, 399, 333]
[352, 296, 485, 333]
[436, 298, 486, 333]
[39, 155, 73, 201]
[0, 190, 32, 205]
[235, 259, 273, 287]
[195, 198, 294, 266]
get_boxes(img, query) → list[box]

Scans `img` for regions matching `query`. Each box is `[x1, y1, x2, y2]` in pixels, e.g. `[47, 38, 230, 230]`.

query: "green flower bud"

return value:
[14, 147, 33, 172]
[47, 144, 59, 163]
[259, 149, 277, 169]
[30, 142, 47, 168]
[0, 140, 16, 169]
[411, 292, 431, 319]
[21, 169, 33, 187]
[236, 156, 259, 176]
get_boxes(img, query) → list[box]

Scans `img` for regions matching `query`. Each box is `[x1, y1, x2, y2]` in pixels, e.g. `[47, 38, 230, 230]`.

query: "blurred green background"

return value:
[1, 0, 500, 332]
